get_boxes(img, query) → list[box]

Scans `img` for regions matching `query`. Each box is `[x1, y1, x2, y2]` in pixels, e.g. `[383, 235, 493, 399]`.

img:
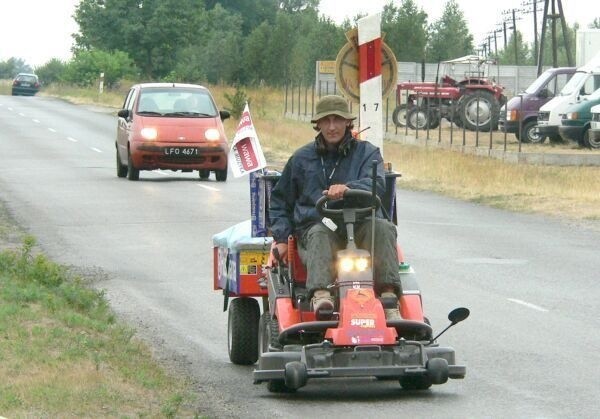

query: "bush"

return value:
[64, 49, 139, 88]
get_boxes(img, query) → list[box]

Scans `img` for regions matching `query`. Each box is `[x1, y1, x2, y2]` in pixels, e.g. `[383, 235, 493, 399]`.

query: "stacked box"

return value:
[249, 171, 280, 237]
[212, 220, 272, 296]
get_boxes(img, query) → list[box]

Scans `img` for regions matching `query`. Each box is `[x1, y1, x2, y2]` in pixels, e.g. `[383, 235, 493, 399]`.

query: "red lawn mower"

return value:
[248, 169, 469, 393]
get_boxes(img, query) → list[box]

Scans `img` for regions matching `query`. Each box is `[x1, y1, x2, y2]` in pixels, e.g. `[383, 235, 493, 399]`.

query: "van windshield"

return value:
[559, 72, 588, 96]
[525, 70, 553, 94]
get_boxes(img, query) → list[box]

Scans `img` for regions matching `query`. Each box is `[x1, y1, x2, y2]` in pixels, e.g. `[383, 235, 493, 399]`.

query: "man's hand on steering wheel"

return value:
[323, 184, 349, 200]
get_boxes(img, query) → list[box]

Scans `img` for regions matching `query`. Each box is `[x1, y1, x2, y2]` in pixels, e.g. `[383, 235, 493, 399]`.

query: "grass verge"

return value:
[0, 228, 200, 417]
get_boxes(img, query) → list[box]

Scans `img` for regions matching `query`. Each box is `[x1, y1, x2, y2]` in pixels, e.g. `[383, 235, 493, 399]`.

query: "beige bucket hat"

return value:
[311, 95, 356, 123]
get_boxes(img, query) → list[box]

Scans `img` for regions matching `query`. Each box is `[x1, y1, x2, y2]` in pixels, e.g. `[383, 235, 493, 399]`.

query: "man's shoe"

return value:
[311, 289, 334, 320]
[381, 291, 402, 321]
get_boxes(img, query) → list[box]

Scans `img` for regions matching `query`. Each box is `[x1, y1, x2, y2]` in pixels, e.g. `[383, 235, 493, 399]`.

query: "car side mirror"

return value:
[538, 89, 550, 99]
[117, 109, 130, 119]
[220, 110, 230, 121]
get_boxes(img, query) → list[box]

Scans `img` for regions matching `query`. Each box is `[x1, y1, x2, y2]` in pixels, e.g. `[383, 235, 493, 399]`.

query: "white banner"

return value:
[228, 103, 267, 178]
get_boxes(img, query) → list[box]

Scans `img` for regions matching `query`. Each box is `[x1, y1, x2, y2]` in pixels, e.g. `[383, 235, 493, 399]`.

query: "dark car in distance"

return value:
[12, 73, 41, 96]
[116, 83, 231, 181]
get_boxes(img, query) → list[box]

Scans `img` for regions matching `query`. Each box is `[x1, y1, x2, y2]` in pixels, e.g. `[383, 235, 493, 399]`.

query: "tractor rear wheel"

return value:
[458, 90, 499, 132]
[406, 107, 430, 130]
[228, 298, 260, 365]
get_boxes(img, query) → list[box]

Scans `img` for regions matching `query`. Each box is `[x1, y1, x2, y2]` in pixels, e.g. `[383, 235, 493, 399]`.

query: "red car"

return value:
[116, 83, 230, 181]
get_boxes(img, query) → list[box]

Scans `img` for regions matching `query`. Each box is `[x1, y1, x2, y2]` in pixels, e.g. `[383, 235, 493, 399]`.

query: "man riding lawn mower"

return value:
[213, 96, 469, 393]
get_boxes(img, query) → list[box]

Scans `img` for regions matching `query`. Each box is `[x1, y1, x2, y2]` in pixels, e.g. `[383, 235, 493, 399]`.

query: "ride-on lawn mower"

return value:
[248, 164, 470, 393]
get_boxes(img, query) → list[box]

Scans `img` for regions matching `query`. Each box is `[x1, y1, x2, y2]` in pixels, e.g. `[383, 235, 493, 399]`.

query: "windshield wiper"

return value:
[138, 111, 162, 116]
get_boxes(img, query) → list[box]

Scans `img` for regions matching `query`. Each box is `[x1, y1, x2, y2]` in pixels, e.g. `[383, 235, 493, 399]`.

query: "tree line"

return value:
[1, 0, 598, 88]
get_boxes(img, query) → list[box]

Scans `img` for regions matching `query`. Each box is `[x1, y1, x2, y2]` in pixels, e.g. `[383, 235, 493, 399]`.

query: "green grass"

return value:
[0, 236, 201, 417]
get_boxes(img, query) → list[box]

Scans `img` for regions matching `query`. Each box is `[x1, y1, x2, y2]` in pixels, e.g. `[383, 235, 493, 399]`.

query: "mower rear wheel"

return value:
[227, 298, 260, 365]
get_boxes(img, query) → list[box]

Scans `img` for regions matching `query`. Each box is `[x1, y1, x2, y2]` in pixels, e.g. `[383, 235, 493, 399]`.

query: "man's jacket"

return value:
[269, 131, 387, 244]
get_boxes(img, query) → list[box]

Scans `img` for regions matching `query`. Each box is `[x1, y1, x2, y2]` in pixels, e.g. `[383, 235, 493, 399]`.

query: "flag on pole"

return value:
[228, 103, 267, 178]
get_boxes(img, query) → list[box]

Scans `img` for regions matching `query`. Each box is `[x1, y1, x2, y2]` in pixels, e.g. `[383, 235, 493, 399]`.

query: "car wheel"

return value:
[215, 166, 228, 182]
[227, 298, 260, 365]
[521, 120, 546, 144]
[116, 147, 128, 178]
[127, 150, 140, 181]
[199, 169, 210, 180]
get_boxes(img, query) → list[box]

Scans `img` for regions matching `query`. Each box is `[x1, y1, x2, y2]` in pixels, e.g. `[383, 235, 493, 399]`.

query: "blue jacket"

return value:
[269, 131, 387, 244]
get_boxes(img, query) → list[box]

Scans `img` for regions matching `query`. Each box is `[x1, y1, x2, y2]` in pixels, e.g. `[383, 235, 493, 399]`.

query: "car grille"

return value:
[593, 113, 600, 122]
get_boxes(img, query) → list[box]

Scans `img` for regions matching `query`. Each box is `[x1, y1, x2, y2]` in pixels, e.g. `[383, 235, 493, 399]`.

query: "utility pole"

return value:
[521, 0, 544, 64]
[536, 0, 574, 75]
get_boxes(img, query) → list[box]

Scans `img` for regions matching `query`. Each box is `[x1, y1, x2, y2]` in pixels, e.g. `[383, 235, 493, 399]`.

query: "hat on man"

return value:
[310, 95, 356, 123]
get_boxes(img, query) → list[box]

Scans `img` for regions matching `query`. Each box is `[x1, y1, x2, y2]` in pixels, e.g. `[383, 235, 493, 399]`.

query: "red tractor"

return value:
[392, 55, 507, 132]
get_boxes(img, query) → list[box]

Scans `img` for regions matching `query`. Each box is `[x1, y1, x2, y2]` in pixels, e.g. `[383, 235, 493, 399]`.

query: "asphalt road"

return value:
[1, 95, 599, 418]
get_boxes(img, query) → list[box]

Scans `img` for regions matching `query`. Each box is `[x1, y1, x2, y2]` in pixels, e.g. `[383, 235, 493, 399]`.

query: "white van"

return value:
[537, 56, 600, 141]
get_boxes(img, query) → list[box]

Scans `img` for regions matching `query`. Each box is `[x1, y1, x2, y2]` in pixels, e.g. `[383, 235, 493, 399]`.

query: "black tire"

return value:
[399, 375, 432, 390]
[116, 147, 128, 178]
[267, 379, 296, 393]
[215, 166, 228, 182]
[581, 129, 594, 148]
[586, 129, 600, 149]
[259, 312, 281, 355]
[406, 107, 429, 130]
[127, 150, 140, 181]
[521, 120, 546, 144]
[228, 298, 260, 365]
[199, 169, 210, 180]
[428, 113, 441, 129]
[458, 90, 500, 132]
[549, 134, 564, 144]
[392, 105, 409, 127]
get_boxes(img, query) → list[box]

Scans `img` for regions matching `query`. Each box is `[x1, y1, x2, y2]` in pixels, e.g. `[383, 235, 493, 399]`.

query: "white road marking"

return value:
[90, 147, 103, 153]
[48, 128, 56, 133]
[507, 298, 548, 312]
[7, 107, 13, 111]
[19, 112, 25, 117]
[33, 119, 40, 123]
[66, 137, 78, 142]
[198, 184, 220, 191]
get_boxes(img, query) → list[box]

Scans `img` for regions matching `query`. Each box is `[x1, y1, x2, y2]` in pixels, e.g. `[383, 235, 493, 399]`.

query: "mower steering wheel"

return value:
[316, 189, 381, 220]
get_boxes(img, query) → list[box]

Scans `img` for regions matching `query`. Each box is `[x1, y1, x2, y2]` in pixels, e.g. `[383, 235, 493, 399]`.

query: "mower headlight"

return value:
[140, 127, 158, 140]
[355, 257, 369, 271]
[338, 257, 369, 272]
[339, 257, 354, 272]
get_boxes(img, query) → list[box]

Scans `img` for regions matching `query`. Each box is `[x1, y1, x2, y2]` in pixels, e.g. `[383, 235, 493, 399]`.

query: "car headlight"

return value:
[140, 127, 158, 140]
[339, 257, 369, 272]
[507, 109, 520, 121]
[205, 128, 221, 141]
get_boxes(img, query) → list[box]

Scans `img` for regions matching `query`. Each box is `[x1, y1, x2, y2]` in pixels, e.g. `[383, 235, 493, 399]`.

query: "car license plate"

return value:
[21, 83, 30, 87]
[163, 147, 198, 156]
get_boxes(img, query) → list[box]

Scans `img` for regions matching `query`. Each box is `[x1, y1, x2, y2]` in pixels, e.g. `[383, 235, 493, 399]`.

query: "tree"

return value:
[496, 31, 531, 65]
[590, 18, 600, 29]
[64, 49, 138, 87]
[426, 0, 474, 62]
[35, 59, 69, 85]
[381, 0, 428, 62]
[73, 0, 206, 79]
[0, 58, 31, 78]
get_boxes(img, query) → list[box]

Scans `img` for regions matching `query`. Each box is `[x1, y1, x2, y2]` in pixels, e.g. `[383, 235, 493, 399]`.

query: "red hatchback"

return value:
[116, 83, 230, 181]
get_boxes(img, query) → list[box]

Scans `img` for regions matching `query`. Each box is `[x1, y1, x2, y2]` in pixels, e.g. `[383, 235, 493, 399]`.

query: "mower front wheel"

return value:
[228, 298, 260, 365]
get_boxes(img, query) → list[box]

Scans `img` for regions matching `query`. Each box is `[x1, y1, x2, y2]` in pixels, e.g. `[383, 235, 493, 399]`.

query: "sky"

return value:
[0, 0, 597, 68]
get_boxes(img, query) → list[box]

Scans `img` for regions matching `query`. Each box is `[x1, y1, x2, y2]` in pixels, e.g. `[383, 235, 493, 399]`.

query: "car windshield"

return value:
[524, 70, 553, 94]
[137, 88, 218, 117]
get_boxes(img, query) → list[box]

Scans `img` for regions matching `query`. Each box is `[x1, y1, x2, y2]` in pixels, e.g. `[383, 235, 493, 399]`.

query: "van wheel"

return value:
[521, 120, 546, 144]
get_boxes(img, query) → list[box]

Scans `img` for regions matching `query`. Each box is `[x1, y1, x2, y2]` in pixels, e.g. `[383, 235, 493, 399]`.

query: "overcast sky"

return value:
[0, 0, 597, 68]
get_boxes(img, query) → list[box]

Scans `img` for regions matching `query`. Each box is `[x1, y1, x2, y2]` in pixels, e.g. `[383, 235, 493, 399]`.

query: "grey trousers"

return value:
[297, 219, 402, 296]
